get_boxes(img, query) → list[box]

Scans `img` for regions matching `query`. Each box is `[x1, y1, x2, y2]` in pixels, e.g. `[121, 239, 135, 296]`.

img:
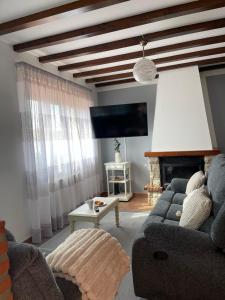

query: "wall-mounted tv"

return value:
[90, 102, 148, 138]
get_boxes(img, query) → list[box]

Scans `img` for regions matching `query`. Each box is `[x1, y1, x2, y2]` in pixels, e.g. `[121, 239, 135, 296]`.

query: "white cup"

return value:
[86, 199, 94, 209]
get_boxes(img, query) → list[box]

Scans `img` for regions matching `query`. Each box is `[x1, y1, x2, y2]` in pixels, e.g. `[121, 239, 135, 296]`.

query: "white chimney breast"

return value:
[151, 66, 213, 151]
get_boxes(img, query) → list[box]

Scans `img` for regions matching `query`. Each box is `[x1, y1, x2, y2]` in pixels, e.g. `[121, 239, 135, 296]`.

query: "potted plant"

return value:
[114, 138, 122, 163]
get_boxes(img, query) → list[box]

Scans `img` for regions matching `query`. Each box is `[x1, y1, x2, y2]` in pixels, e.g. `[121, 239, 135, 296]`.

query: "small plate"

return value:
[95, 202, 107, 207]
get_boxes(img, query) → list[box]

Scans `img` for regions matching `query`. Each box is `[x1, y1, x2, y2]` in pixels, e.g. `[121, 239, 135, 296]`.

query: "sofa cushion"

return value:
[199, 216, 214, 234]
[186, 171, 205, 194]
[144, 190, 182, 230]
[159, 190, 175, 202]
[170, 178, 189, 194]
[141, 215, 163, 231]
[166, 204, 183, 221]
[211, 202, 225, 249]
[163, 219, 179, 226]
[151, 200, 171, 218]
[172, 193, 186, 205]
[180, 187, 212, 230]
[207, 154, 225, 216]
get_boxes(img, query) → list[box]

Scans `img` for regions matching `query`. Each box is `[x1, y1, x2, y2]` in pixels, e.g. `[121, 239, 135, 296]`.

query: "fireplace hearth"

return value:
[159, 156, 204, 188]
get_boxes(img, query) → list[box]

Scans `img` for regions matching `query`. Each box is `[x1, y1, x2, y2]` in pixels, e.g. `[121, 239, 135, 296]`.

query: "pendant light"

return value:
[133, 39, 157, 84]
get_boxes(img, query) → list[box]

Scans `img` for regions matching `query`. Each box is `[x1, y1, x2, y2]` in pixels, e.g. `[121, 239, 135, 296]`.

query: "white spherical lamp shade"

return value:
[133, 57, 157, 83]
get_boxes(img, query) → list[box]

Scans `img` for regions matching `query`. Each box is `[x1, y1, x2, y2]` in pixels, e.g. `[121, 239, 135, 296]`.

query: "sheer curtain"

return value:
[17, 63, 101, 243]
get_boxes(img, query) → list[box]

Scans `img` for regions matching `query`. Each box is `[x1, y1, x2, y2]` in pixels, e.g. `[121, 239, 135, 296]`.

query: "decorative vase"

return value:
[115, 151, 122, 163]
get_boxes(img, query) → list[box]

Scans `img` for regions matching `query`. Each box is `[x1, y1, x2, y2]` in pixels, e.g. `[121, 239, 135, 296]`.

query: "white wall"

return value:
[0, 41, 30, 241]
[205, 71, 225, 153]
[152, 66, 213, 151]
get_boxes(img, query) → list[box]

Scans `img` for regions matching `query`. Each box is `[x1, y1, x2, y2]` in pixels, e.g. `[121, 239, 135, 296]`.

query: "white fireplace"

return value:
[145, 66, 219, 204]
[151, 66, 216, 151]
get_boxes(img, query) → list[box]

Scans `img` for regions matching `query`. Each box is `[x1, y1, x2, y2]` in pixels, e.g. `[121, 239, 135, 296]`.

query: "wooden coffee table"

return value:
[68, 197, 119, 232]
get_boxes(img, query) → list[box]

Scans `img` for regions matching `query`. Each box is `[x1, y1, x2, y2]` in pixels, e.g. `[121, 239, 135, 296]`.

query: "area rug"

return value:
[40, 211, 149, 300]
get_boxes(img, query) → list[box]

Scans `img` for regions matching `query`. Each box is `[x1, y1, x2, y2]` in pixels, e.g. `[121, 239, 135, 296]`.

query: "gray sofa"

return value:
[132, 154, 225, 300]
[7, 232, 81, 299]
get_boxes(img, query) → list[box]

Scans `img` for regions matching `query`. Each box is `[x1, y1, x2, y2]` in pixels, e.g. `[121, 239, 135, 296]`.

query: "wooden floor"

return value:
[119, 193, 152, 212]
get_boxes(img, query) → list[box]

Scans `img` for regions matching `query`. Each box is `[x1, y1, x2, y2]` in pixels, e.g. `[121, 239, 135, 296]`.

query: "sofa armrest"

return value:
[132, 223, 225, 300]
[170, 178, 188, 194]
[166, 184, 172, 190]
[5, 229, 16, 242]
[8, 242, 64, 300]
[56, 277, 81, 300]
[144, 223, 214, 251]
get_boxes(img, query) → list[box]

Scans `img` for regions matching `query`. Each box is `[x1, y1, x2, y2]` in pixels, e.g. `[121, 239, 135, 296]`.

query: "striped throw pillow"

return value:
[0, 221, 13, 300]
[180, 186, 212, 230]
[186, 171, 206, 195]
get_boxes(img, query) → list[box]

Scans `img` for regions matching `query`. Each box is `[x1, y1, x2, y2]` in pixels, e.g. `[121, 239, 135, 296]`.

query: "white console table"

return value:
[104, 162, 133, 202]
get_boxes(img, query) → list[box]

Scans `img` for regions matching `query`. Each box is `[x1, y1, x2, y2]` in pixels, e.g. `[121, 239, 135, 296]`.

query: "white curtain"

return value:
[17, 63, 101, 243]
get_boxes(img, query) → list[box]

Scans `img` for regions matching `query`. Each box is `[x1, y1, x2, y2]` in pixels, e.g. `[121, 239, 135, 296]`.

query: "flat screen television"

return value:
[90, 102, 148, 138]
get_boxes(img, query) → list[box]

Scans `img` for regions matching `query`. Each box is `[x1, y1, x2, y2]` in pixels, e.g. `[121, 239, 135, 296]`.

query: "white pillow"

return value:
[180, 186, 212, 230]
[186, 171, 205, 195]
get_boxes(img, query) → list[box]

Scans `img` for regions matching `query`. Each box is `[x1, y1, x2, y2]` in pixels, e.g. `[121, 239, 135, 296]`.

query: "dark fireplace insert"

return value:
[159, 156, 204, 188]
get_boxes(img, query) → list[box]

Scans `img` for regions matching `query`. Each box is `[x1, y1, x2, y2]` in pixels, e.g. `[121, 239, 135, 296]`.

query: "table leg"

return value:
[148, 192, 153, 206]
[115, 204, 120, 227]
[70, 220, 75, 233]
[94, 219, 100, 228]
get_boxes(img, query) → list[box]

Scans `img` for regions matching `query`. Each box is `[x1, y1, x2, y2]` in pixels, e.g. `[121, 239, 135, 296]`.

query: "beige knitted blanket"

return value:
[46, 228, 130, 300]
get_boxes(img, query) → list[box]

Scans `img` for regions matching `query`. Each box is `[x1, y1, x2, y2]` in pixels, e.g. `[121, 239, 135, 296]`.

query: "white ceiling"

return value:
[1, 0, 225, 85]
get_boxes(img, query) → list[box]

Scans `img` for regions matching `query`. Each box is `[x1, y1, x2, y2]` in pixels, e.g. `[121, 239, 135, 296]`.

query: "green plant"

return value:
[113, 138, 121, 153]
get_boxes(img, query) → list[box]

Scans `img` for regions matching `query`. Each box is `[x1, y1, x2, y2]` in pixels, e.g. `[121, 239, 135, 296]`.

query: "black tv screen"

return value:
[90, 102, 148, 138]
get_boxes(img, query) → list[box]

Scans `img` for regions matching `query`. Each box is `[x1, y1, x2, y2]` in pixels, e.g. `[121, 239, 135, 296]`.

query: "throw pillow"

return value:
[0, 221, 13, 300]
[180, 186, 212, 230]
[186, 170, 205, 194]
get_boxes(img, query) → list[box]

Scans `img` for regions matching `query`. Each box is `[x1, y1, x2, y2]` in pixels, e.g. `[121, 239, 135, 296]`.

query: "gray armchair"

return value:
[132, 154, 225, 300]
[7, 233, 81, 300]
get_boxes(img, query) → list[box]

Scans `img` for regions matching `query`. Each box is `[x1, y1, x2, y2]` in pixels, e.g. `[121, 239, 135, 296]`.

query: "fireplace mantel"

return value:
[144, 149, 220, 157]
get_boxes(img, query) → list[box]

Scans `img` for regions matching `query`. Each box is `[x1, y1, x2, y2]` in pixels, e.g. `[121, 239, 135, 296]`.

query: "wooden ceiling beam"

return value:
[40, 18, 225, 63]
[95, 75, 160, 87]
[154, 46, 225, 65]
[73, 63, 134, 78]
[158, 56, 225, 72]
[96, 78, 137, 87]
[86, 72, 133, 83]
[73, 34, 225, 77]
[94, 56, 225, 86]
[61, 45, 225, 72]
[0, 0, 128, 36]
[13, 0, 225, 52]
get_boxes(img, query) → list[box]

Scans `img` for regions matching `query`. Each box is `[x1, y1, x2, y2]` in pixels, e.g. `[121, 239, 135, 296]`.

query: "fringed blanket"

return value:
[46, 228, 130, 300]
